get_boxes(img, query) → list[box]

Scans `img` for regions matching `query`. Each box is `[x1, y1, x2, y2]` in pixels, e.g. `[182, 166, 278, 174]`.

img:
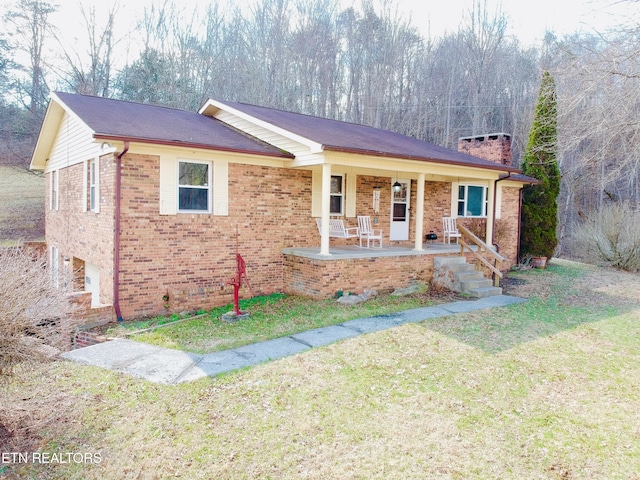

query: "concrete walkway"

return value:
[61, 295, 526, 385]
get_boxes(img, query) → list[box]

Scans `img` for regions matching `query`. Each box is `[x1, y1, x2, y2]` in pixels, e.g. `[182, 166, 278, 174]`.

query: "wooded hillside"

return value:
[1, 0, 638, 256]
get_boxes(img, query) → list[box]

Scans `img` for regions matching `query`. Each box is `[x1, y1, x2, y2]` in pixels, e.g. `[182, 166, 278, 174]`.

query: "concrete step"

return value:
[467, 286, 503, 298]
[448, 263, 477, 274]
[460, 278, 494, 291]
[433, 256, 467, 267]
[433, 255, 503, 298]
[455, 270, 484, 282]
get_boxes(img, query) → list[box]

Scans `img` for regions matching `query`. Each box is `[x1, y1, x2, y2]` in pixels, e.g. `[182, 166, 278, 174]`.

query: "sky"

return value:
[43, 0, 635, 50]
[2, 0, 634, 72]
[399, 0, 634, 45]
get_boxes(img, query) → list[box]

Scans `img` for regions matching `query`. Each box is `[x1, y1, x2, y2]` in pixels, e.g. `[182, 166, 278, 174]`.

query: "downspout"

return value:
[492, 173, 512, 251]
[517, 187, 523, 262]
[114, 141, 129, 322]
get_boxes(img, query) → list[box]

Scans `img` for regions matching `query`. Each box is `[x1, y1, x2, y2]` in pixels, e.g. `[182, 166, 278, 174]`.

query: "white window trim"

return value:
[82, 161, 88, 213]
[89, 157, 100, 213]
[50, 246, 59, 288]
[177, 159, 212, 214]
[330, 174, 345, 216]
[50, 170, 59, 210]
[457, 184, 488, 218]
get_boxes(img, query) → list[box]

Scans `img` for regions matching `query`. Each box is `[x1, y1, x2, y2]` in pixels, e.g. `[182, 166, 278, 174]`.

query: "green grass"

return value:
[106, 292, 447, 353]
[4, 259, 640, 479]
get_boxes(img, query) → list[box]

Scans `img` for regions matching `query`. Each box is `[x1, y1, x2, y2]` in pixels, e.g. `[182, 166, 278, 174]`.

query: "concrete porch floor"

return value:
[282, 242, 470, 260]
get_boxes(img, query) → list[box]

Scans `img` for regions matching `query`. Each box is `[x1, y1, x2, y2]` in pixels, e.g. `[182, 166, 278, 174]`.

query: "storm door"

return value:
[389, 179, 410, 241]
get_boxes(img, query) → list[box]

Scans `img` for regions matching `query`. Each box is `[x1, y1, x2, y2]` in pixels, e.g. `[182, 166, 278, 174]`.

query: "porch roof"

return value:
[209, 100, 520, 174]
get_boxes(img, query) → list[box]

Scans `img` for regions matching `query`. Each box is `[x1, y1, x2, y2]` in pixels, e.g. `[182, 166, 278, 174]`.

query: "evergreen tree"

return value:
[520, 70, 560, 259]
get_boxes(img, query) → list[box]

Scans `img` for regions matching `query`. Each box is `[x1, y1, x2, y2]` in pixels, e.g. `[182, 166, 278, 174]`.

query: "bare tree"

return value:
[57, 2, 120, 97]
[552, 19, 640, 256]
[4, 0, 57, 116]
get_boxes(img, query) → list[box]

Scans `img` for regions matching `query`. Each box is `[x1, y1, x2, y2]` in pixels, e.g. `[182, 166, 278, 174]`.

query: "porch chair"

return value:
[316, 218, 359, 239]
[442, 216, 462, 244]
[357, 216, 383, 248]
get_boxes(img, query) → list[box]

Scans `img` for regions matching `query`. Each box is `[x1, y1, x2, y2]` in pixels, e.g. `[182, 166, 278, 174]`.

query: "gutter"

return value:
[323, 145, 521, 174]
[114, 141, 129, 322]
[93, 134, 294, 159]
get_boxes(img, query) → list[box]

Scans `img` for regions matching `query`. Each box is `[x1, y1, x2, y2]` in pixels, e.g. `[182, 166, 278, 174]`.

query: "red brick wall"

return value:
[458, 134, 512, 166]
[74, 330, 108, 349]
[45, 155, 116, 306]
[116, 156, 318, 318]
[45, 151, 522, 321]
[496, 186, 521, 266]
[355, 176, 390, 242]
[283, 253, 436, 298]
[68, 291, 115, 327]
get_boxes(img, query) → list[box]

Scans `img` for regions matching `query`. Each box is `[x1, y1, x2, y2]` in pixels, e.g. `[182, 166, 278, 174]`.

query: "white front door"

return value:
[390, 178, 410, 241]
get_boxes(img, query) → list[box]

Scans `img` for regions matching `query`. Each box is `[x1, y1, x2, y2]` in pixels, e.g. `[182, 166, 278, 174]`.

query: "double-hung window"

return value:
[458, 185, 488, 217]
[178, 160, 211, 213]
[50, 170, 59, 210]
[330, 174, 344, 215]
[50, 246, 60, 288]
[89, 159, 99, 212]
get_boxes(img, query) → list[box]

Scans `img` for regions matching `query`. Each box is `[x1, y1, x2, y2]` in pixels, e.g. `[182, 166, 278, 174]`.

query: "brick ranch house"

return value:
[30, 92, 535, 324]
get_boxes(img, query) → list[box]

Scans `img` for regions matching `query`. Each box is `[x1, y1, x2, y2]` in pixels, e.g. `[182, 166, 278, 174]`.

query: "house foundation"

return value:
[282, 244, 475, 298]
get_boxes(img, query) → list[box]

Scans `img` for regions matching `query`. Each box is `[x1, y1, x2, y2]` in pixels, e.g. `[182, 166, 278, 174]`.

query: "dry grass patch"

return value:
[0, 166, 44, 243]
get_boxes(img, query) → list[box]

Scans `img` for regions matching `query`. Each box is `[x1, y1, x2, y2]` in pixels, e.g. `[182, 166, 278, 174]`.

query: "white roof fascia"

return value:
[30, 92, 97, 170]
[48, 92, 96, 141]
[199, 99, 325, 155]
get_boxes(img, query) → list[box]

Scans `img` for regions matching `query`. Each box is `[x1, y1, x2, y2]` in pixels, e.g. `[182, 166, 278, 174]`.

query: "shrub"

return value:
[572, 202, 640, 272]
[520, 71, 560, 259]
[0, 246, 75, 382]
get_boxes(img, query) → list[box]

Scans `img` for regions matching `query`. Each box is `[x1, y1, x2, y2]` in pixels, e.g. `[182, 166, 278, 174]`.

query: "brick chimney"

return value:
[457, 133, 511, 166]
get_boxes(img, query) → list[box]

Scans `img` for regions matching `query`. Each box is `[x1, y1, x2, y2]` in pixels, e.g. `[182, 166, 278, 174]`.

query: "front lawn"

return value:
[104, 290, 458, 354]
[3, 259, 640, 479]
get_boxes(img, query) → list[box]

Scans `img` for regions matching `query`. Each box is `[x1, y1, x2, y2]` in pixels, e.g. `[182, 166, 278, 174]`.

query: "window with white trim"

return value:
[50, 246, 60, 288]
[50, 170, 59, 210]
[178, 160, 211, 213]
[457, 184, 488, 217]
[330, 174, 344, 215]
[89, 158, 99, 212]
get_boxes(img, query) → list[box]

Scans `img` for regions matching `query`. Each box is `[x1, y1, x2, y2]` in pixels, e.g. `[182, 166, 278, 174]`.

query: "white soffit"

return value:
[199, 99, 324, 155]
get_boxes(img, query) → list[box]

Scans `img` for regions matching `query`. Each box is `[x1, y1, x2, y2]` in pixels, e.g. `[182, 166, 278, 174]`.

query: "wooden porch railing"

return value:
[457, 224, 505, 287]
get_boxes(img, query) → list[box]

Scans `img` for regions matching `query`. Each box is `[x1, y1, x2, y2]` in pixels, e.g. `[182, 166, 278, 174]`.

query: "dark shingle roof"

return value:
[215, 100, 521, 172]
[55, 92, 291, 158]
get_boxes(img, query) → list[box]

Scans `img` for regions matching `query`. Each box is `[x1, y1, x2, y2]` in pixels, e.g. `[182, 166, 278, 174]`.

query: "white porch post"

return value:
[320, 163, 332, 255]
[413, 173, 425, 251]
[486, 180, 495, 246]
